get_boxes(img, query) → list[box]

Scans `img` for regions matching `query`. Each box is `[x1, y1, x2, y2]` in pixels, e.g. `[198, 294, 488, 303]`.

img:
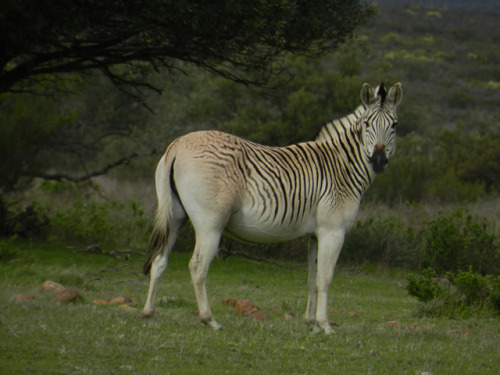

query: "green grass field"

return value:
[1, 241, 498, 374]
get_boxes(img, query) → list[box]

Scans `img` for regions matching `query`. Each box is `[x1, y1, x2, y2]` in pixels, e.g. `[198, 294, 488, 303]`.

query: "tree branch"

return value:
[32, 151, 156, 183]
[1, 0, 374, 94]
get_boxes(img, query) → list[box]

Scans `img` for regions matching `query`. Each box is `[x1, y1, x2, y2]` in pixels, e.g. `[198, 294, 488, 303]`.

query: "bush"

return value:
[366, 132, 499, 204]
[0, 197, 49, 239]
[47, 198, 151, 250]
[339, 208, 499, 274]
[407, 267, 500, 317]
[33, 181, 151, 249]
[341, 216, 419, 268]
[0, 236, 17, 263]
[406, 268, 445, 303]
[420, 209, 499, 275]
[49, 199, 114, 245]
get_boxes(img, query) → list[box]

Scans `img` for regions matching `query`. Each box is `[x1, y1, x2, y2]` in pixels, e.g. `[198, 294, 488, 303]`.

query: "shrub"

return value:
[406, 268, 444, 302]
[49, 200, 113, 245]
[450, 267, 491, 307]
[407, 267, 500, 317]
[47, 197, 151, 250]
[341, 216, 419, 268]
[0, 202, 49, 239]
[419, 209, 499, 275]
[489, 276, 500, 313]
[0, 236, 17, 263]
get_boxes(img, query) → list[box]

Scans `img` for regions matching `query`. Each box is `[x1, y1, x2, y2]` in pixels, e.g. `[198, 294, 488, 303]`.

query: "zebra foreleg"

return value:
[189, 230, 223, 331]
[315, 229, 345, 334]
[305, 238, 318, 326]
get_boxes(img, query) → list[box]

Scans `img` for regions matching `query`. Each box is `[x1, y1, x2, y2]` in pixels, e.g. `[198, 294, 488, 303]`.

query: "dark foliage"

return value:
[0, 0, 373, 94]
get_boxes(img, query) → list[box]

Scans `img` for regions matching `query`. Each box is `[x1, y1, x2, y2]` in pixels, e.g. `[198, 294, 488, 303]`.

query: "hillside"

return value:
[360, 2, 500, 135]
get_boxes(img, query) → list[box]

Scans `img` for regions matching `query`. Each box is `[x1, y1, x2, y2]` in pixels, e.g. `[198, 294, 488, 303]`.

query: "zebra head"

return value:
[360, 82, 403, 174]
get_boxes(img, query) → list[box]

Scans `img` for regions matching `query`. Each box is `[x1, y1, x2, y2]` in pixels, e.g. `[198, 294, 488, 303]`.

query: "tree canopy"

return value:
[0, 0, 373, 94]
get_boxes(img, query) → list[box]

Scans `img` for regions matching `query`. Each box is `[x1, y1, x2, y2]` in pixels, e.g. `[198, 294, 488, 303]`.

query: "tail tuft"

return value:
[143, 227, 168, 275]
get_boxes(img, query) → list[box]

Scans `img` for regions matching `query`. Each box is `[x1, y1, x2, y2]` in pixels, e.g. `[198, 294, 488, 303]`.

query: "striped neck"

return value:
[315, 104, 366, 143]
[314, 104, 376, 198]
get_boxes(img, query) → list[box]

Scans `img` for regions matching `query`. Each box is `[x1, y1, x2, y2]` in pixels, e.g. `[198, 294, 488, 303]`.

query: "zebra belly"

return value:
[225, 211, 315, 244]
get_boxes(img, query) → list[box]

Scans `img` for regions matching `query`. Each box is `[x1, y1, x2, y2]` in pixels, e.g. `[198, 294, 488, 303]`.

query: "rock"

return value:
[283, 312, 295, 320]
[110, 296, 132, 305]
[387, 321, 401, 327]
[92, 299, 110, 305]
[41, 280, 65, 294]
[117, 304, 137, 312]
[249, 311, 269, 321]
[12, 294, 35, 302]
[235, 299, 258, 316]
[221, 298, 238, 306]
[55, 288, 83, 304]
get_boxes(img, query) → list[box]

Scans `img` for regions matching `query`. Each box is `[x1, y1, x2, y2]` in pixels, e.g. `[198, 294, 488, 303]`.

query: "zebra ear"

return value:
[387, 82, 403, 107]
[360, 83, 375, 105]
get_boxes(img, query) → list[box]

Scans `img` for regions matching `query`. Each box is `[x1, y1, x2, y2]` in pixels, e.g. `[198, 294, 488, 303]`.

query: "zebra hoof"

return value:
[310, 321, 335, 335]
[210, 321, 223, 331]
[309, 322, 322, 335]
[142, 308, 155, 319]
[319, 321, 334, 335]
[202, 318, 223, 331]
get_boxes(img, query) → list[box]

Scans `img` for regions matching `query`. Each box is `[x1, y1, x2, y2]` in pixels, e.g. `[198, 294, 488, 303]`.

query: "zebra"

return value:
[142, 82, 403, 334]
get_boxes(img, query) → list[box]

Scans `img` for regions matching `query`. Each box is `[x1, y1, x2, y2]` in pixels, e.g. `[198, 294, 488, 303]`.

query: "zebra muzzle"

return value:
[370, 146, 388, 174]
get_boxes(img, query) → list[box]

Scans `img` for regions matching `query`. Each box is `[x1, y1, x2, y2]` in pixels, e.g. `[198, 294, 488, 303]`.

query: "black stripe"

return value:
[244, 149, 280, 221]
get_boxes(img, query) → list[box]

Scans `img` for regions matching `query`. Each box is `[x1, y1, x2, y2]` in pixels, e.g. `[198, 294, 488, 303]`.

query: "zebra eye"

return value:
[391, 122, 398, 129]
[364, 121, 370, 128]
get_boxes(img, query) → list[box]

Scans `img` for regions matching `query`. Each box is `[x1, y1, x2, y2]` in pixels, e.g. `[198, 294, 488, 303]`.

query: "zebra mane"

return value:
[315, 104, 366, 142]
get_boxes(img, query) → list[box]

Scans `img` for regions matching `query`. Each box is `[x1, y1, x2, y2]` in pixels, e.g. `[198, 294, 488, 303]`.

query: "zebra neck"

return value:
[315, 105, 366, 143]
[314, 105, 375, 198]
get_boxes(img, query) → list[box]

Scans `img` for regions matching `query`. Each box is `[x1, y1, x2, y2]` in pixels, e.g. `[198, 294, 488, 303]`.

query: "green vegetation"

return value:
[407, 268, 500, 318]
[419, 209, 498, 275]
[1, 2, 499, 372]
[1, 241, 498, 374]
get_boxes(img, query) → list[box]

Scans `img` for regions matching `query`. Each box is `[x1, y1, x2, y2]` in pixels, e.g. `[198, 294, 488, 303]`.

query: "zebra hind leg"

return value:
[142, 218, 184, 320]
[142, 246, 170, 319]
[189, 229, 223, 331]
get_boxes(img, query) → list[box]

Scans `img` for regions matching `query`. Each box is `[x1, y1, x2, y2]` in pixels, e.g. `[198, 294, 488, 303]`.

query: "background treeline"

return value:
[2, 2, 498, 202]
[1, 3, 498, 276]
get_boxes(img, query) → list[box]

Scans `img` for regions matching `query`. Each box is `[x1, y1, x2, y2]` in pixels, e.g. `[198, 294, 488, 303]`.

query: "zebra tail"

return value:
[143, 221, 168, 275]
[143, 152, 176, 275]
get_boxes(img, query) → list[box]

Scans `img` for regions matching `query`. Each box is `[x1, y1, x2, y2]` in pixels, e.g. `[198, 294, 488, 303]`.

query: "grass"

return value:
[1, 240, 498, 374]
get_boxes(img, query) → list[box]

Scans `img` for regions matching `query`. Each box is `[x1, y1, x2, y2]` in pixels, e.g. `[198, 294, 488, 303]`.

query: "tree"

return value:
[1, 0, 374, 95]
[1, 1, 374, 236]
[0, 70, 164, 190]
